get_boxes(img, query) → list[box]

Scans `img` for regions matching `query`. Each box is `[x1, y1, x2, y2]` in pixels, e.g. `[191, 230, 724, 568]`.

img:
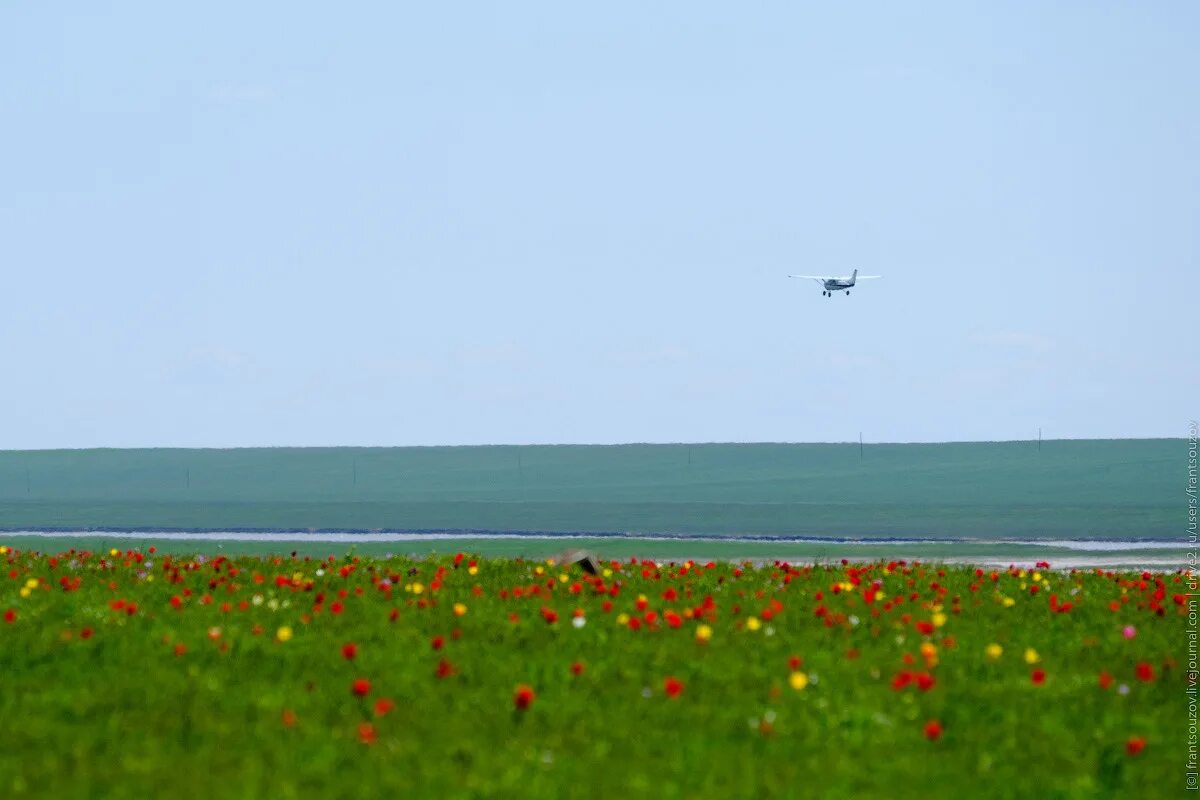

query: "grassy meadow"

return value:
[0, 440, 1178, 538]
[0, 543, 1183, 799]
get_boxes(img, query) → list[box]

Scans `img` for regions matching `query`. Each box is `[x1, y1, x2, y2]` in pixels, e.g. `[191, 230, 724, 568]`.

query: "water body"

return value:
[0, 440, 1178, 539]
[1, 529, 1188, 571]
[0, 529, 1186, 550]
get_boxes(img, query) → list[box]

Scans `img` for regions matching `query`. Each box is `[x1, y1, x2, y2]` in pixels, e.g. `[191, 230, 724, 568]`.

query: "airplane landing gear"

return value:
[846, 290, 850, 296]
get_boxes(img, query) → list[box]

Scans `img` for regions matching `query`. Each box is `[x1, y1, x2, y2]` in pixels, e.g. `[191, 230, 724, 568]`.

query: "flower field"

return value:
[0, 545, 1184, 799]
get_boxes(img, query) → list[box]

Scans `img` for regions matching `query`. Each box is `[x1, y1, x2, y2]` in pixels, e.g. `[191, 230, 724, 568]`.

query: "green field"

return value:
[0, 546, 1181, 798]
[0, 440, 1177, 539]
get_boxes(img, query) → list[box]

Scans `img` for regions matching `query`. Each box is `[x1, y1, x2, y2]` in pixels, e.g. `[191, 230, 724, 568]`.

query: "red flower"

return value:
[1135, 662, 1155, 682]
[916, 672, 936, 692]
[514, 684, 535, 710]
[788, 655, 804, 670]
[435, 659, 456, 679]
[891, 671, 914, 691]
[330, 601, 344, 615]
[664, 676, 685, 698]
[916, 620, 935, 635]
[342, 642, 358, 661]
[1031, 669, 1046, 686]
[352, 678, 371, 697]
[924, 720, 943, 741]
[358, 722, 377, 745]
[3, 609, 15, 624]
[570, 661, 585, 676]
[431, 635, 445, 651]
[1098, 671, 1113, 690]
[281, 709, 297, 728]
[1126, 736, 1146, 756]
[374, 698, 395, 717]
[540, 607, 559, 624]
[80, 627, 93, 639]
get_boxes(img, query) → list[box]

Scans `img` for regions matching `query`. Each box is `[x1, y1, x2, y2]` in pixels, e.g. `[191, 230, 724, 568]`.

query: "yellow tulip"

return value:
[789, 672, 809, 691]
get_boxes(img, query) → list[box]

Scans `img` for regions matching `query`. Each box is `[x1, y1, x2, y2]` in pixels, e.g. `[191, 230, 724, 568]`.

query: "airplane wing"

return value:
[788, 275, 829, 281]
[854, 276, 882, 280]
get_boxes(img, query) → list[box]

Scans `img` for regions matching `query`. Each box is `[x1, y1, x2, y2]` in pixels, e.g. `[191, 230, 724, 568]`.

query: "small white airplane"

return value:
[788, 269, 882, 297]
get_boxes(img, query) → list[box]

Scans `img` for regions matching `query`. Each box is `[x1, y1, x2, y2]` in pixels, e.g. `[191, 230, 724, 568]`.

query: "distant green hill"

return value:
[0, 440, 1178, 539]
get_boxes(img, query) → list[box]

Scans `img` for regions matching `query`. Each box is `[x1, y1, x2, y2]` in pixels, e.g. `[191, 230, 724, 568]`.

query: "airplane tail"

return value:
[850, 268, 857, 285]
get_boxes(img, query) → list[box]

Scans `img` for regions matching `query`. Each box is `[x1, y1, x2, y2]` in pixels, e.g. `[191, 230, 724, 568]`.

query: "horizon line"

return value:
[0, 436, 1183, 453]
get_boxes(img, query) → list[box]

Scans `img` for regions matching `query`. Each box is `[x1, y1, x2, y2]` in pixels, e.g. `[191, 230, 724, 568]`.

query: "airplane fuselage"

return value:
[823, 278, 855, 291]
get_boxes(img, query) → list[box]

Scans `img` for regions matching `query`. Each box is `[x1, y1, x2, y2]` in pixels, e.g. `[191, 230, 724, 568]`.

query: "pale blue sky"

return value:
[1, 2, 1196, 448]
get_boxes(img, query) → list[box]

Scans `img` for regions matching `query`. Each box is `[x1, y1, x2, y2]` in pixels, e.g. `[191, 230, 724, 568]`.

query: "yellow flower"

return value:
[1032, 571, 1041, 582]
[276, 626, 293, 642]
[695, 624, 713, 643]
[1024, 648, 1040, 664]
[559, 573, 569, 583]
[410, 582, 424, 595]
[467, 566, 478, 576]
[1001, 597, 1016, 608]
[534, 566, 545, 576]
[616, 613, 630, 625]
[19, 587, 30, 598]
[932, 612, 947, 628]
[0, 546, 8, 555]
[746, 616, 762, 631]
[602, 568, 612, 578]
[789, 671, 809, 691]
[985, 643, 1003, 660]
[453, 602, 467, 616]
[110, 548, 119, 557]
[24, 578, 38, 590]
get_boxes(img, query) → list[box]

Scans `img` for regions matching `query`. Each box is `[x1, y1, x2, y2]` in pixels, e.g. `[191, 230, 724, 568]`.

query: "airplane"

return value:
[788, 268, 882, 297]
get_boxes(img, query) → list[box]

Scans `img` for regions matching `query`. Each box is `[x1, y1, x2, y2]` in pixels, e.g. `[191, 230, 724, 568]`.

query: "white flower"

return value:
[572, 616, 586, 629]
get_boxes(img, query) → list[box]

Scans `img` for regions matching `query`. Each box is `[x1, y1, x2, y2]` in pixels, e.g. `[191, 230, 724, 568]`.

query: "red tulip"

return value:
[514, 684, 535, 710]
[352, 678, 371, 697]
[342, 642, 358, 661]
[664, 676, 684, 698]
[924, 720, 943, 741]
[1126, 736, 1146, 756]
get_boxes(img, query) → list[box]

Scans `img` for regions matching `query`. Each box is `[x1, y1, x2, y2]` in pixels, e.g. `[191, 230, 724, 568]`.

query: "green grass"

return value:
[0, 440, 1179, 538]
[0, 546, 1181, 798]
